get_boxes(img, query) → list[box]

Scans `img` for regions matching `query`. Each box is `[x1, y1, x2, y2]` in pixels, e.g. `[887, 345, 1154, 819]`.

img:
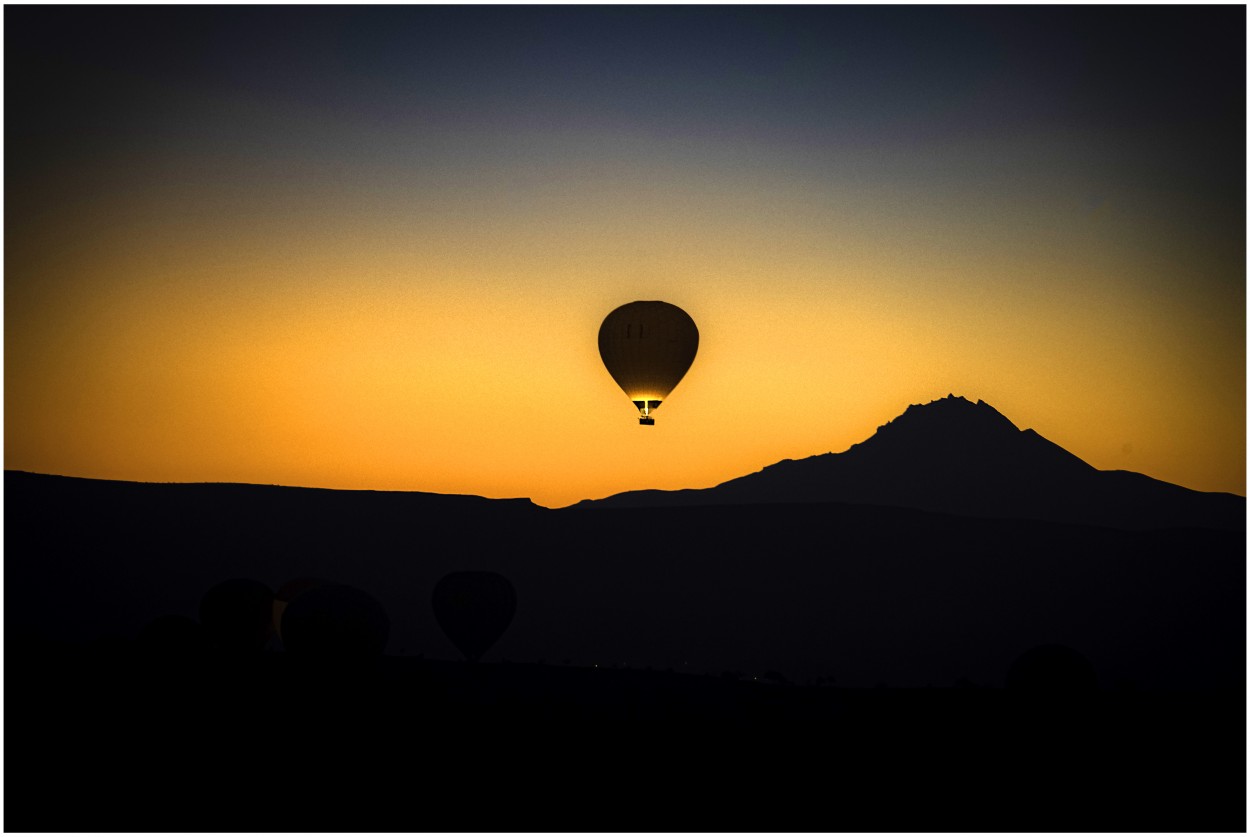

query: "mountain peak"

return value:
[864, 394, 1022, 454]
[847, 394, 1101, 487]
[889, 393, 1015, 425]
[577, 394, 1243, 531]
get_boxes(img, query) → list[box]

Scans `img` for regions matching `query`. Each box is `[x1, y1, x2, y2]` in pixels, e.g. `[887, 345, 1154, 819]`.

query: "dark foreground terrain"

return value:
[6, 648, 1245, 832]
[5, 470, 1246, 830]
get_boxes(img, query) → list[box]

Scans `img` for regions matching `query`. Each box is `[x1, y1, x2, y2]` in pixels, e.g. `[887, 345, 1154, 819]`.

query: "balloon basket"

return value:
[639, 417, 655, 426]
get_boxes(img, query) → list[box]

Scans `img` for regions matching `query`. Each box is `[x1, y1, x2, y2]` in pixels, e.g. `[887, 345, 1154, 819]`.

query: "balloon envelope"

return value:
[432, 572, 517, 663]
[273, 577, 332, 641]
[281, 584, 390, 659]
[137, 615, 210, 658]
[598, 301, 698, 421]
[199, 579, 275, 654]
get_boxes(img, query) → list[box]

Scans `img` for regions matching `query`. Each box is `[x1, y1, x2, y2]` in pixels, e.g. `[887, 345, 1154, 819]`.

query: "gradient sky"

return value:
[6, 5, 1245, 508]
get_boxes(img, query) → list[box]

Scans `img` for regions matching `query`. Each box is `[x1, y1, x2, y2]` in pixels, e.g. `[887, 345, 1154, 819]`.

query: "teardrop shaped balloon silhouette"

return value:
[432, 571, 517, 663]
[281, 583, 390, 659]
[137, 614, 210, 659]
[273, 576, 333, 641]
[598, 300, 699, 425]
[199, 578, 275, 654]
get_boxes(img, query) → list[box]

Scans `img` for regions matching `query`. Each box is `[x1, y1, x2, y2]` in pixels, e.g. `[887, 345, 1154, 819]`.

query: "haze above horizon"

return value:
[6, 6, 1244, 509]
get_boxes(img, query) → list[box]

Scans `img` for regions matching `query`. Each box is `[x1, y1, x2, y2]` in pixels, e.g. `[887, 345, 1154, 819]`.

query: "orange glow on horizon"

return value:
[6, 104, 1244, 508]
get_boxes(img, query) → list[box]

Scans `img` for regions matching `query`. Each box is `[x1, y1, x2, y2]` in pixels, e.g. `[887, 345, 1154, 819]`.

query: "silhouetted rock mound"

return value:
[199, 579, 275, 654]
[432, 571, 517, 662]
[281, 584, 390, 658]
[136, 615, 210, 658]
[1007, 644, 1097, 692]
[576, 394, 1245, 531]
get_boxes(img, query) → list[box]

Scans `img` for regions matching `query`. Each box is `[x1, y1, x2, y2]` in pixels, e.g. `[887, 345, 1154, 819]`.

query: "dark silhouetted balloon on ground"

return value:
[1007, 644, 1097, 692]
[273, 577, 332, 641]
[432, 571, 517, 662]
[598, 300, 699, 426]
[281, 584, 390, 658]
[199, 579, 275, 654]
[137, 614, 210, 658]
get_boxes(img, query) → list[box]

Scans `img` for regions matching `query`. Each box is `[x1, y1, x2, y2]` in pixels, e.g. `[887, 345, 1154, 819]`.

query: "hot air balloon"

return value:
[137, 615, 210, 659]
[281, 583, 390, 659]
[432, 571, 516, 663]
[199, 578, 275, 655]
[598, 300, 698, 425]
[272, 577, 332, 642]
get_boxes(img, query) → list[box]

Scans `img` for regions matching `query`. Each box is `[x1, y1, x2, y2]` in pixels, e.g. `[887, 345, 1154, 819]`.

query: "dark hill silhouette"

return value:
[4, 463, 1244, 831]
[5, 467, 1243, 692]
[573, 394, 1245, 531]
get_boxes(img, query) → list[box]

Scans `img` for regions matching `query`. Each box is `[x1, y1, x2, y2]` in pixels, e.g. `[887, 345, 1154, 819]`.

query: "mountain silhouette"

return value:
[574, 395, 1245, 531]
[4, 397, 1244, 833]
